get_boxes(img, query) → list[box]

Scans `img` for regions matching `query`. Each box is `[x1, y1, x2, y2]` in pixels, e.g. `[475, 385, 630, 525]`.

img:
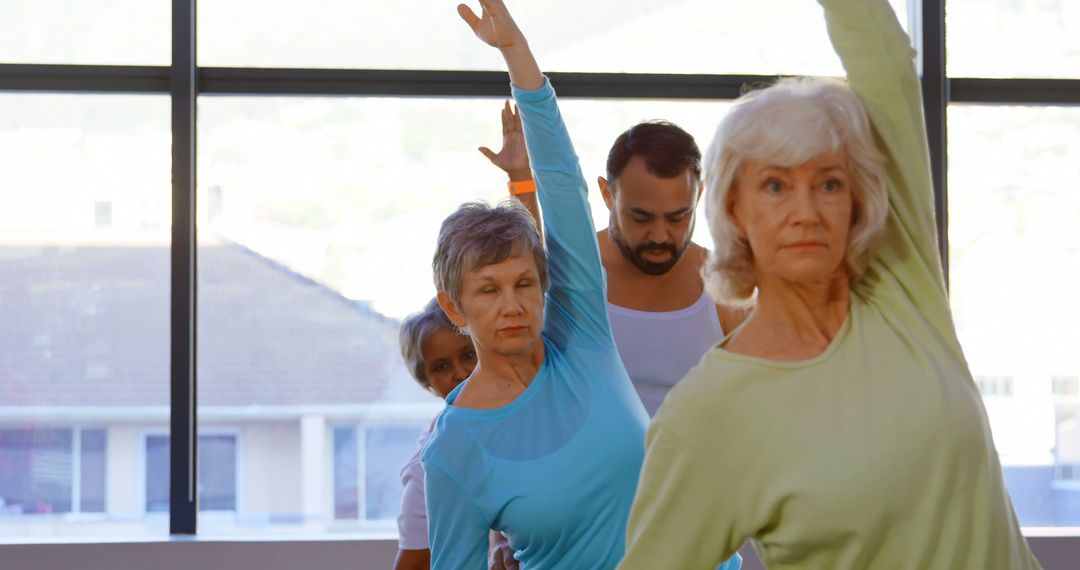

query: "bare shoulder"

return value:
[688, 241, 709, 265]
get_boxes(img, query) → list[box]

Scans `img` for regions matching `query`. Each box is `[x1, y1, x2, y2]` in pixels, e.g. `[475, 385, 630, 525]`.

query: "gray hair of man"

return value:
[398, 297, 461, 391]
[702, 76, 890, 307]
[432, 200, 549, 319]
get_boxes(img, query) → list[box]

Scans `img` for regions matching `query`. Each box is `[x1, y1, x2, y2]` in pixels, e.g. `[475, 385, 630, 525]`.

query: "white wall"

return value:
[241, 420, 302, 515]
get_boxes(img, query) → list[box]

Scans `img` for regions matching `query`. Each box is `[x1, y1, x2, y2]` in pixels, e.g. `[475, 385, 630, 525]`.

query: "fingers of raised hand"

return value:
[478, 146, 498, 163]
[457, 3, 481, 29]
[477, 0, 504, 15]
[501, 101, 513, 135]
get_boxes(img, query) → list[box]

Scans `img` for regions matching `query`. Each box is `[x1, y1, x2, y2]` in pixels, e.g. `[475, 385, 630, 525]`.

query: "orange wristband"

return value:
[508, 179, 536, 195]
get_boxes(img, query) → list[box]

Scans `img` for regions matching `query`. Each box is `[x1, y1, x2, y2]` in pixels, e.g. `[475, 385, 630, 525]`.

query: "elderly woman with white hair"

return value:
[419, 2, 746, 569]
[619, 0, 1040, 568]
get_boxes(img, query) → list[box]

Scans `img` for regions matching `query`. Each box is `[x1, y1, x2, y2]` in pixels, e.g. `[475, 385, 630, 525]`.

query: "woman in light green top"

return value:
[618, 0, 1041, 568]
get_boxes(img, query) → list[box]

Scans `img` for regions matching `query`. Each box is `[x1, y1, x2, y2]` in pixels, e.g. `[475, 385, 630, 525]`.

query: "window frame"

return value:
[1, 0, 1079, 542]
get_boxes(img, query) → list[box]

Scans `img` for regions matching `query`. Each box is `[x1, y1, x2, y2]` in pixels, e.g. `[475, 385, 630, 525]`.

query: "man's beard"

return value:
[609, 219, 693, 276]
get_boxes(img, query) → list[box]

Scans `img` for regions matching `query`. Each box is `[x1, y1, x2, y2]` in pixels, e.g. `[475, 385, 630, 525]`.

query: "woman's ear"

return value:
[436, 291, 467, 329]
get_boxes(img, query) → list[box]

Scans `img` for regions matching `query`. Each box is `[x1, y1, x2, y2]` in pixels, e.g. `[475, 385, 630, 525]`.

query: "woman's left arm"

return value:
[820, 0, 952, 322]
[460, 0, 612, 350]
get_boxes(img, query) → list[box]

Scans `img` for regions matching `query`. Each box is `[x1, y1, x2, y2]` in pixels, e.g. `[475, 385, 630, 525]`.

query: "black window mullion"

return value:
[0, 64, 168, 93]
[196, 68, 774, 99]
[921, 0, 949, 283]
[949, 78, 1080, 105]
[169, 0, 198, 535]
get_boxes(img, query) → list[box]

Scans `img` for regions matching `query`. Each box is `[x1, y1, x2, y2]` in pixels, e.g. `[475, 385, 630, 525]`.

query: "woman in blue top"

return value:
[423, 2, 741, 569]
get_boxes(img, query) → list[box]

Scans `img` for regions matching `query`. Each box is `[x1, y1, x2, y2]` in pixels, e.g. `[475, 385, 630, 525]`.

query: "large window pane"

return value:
[949, 0, 1080, 79]
[196, 95, 726, 536]
[949, 105, 1080, 526]
[0, 93, 170, 538]
[0, 1, 169, 65]
[199, 0, 909, 75]
[198, 96, 727, 318]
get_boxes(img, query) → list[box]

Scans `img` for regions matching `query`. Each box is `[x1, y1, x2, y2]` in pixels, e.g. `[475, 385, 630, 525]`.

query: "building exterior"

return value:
[0, 240, 440, 537]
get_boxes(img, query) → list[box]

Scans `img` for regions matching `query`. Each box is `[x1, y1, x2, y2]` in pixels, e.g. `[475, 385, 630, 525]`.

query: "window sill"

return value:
[0, 530, 1075, 570]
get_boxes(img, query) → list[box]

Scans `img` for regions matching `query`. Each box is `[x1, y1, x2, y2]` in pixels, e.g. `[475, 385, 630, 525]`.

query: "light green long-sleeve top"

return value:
[618, 0, 1042, 568]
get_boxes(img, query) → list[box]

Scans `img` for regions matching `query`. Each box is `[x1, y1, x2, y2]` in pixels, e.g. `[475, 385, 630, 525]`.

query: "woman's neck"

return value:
[725, 270, 850, 361]
[454, 340, 545, 409]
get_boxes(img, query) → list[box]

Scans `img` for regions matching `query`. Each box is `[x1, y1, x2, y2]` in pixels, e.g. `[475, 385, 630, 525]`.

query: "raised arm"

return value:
[820, 0, 951, 321]
[480, 100, 542, 231]
[460, 0, 613, 350]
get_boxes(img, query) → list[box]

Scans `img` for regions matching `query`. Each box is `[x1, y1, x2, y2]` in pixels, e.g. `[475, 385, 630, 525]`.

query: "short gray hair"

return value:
[432, 200, 548, 307]
[703, 77, 889, 306]
[398, 297, 460, 390]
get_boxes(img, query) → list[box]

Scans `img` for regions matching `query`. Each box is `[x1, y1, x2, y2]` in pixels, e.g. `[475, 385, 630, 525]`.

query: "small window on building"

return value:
[1056, 464, 1080, 482]
[0, 428, 73, 514]
[199, 435, 238, 511]
[94, 200, 112, 228]
[332, 426, 358, 520]
[364, 426, 423, 521]
[1052, 376, 1080, 398]
[145, 434, 238, 513]
[332, 424, 426, 522]
[0, 427, 106, 516]
[976, 375, 1014, 398]
[79, 428, 107, 513]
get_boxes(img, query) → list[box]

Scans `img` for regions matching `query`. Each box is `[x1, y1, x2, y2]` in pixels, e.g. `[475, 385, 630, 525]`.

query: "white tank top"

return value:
[607, 289, 724, 417]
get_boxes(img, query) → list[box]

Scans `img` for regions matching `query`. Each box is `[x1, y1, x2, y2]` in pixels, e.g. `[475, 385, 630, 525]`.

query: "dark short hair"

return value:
[605, 121, 702, 185]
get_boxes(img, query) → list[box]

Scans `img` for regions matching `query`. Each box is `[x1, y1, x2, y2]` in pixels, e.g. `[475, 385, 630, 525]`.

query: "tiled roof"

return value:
[0, 242, 424, 407]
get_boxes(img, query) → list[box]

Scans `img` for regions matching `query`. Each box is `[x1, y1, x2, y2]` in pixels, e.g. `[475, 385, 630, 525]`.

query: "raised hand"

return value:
[457, 0, 526, 50]
[479, 101, 531, 181]
[457, 0, 543, 90]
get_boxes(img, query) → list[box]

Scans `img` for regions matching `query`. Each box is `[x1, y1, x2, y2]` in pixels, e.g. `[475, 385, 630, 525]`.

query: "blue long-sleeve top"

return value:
[420, 78, 649, 570]
[422, 79, 741, 570]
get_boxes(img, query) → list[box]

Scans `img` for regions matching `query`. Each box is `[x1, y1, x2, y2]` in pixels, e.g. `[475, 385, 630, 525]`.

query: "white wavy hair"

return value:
[703, 77, 890, 306]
